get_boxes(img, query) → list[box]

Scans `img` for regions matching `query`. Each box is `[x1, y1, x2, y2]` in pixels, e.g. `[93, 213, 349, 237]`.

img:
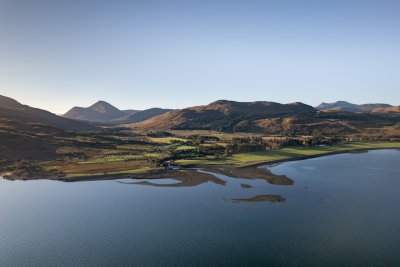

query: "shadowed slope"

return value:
[0, 95, 95, 131]
[113, 108, 174, 124]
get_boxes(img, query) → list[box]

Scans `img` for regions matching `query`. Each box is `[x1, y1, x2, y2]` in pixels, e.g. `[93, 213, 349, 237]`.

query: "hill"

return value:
[0, 95, 95, 131]
[63, 101, 126, 122]
[129, 100, 316, 132]
[371, 106, 400, 113]
[113, 108, 174, 124]
[0, 95, 96, 160]
[316, 101, 392, 112]
[122, 109, 139, 115]
[63, 101, 169, 123]
[129, 100, 400, 135]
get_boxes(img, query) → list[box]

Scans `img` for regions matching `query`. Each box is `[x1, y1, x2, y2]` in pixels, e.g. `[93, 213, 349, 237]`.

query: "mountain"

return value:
[0, 95, 96, 160]
[63, 101, 126, 122]
[0, 95, 95, 131]
[371, 106, 400, 113]
[0, 94, 21, 107]
[122, 109, 139, 116]
[63, 101, 168, 123]
[128, 100, 400, 135]
[316, 101, 392, 113]
[129, 100, 316, 132]
[113, 108, 174, 124]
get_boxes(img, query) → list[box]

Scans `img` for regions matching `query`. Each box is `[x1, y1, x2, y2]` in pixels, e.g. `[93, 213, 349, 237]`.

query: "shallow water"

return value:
[1, 149, 400, 266]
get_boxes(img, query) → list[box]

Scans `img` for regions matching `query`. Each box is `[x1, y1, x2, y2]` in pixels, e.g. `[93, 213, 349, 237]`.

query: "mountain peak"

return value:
[64, 101, 124, 122]
[91, 100, 110, 106]
[89, 100, 120, 114]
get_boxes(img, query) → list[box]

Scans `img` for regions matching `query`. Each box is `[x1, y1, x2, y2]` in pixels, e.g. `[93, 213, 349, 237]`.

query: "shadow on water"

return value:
[202, 166, 294, 185]
[117, 166, 294, 203]
[233, 195, 286, 203]
[116, 170, 226, 187]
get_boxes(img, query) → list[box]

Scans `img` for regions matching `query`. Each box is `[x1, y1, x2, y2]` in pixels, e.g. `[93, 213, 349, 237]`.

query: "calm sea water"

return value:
[1, 149, 400, 267]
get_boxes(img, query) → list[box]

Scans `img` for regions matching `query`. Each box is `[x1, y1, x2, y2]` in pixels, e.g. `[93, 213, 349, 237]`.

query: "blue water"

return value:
[1, 149, 400, 266]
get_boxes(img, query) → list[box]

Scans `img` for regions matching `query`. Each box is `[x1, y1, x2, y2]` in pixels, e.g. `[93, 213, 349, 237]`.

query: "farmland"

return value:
[1, 127, 400, 180]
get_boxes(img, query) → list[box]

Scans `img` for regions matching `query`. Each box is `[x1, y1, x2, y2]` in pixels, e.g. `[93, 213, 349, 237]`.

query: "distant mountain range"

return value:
[1, 95, 399, 136]
[62, 100, 397, 127]
[130, 100, 400, 135]
[315, 101, 392, 113]
[63, 101, 173, 123]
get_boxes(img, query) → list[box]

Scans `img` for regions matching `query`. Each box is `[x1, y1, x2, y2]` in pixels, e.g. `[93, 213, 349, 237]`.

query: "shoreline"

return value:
[1, 146, 400, 182]
[236, 147, 400, 169]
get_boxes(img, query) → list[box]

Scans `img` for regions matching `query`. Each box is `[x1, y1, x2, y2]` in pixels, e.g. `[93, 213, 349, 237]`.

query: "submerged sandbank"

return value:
[233, 195, 286, 203]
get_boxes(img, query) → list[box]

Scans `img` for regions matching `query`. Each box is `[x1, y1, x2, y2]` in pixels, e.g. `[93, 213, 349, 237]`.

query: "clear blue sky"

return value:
[0, 0, 399, 113]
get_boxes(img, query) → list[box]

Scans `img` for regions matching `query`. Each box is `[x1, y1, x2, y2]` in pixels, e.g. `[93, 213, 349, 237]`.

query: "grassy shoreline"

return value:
[238, 147, 400, 168]
[36, 142, 400, 180]
[2, 142, 400, 181]
[177, 142, 400, 168]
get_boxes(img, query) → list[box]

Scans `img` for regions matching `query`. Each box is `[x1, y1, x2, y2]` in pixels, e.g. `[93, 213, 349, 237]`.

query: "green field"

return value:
[176, 145, 197, 151]
[176, 142, 400, 167]
[78, 154, 145, 164]
[70, 167, 163, 178]
[148, 137, 186, 143]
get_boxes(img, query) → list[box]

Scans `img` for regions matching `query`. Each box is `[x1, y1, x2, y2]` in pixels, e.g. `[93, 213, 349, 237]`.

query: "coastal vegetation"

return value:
[176, 141, 400, 167]
[2, 125, 400, 180]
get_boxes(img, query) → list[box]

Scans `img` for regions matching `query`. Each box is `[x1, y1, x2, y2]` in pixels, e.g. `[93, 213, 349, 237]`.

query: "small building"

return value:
[163, 160, 181, 170]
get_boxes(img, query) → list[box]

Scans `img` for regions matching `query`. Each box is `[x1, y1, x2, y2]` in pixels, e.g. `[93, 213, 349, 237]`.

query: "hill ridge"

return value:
[316, 101, 392, 112]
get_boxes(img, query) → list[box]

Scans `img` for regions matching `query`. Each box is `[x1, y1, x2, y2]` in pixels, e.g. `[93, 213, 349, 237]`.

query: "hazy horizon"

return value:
[1, 0, 399, 113]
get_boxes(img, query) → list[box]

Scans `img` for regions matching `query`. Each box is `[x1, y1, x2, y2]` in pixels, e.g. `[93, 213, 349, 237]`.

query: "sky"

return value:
[0, 0, 399, 113]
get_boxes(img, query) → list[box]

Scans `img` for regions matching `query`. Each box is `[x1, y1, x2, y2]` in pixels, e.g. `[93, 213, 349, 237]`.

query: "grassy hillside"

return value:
[130, 100, 400, 136]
